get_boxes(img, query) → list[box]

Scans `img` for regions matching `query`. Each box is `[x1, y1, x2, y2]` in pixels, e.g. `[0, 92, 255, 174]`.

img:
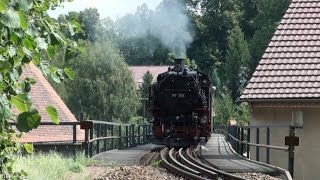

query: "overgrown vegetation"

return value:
[13, 152, 87, 180]
[0, 0, 78, 178]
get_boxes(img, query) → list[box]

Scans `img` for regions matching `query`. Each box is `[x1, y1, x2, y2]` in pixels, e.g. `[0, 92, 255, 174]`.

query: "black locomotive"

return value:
[149, 59, 214, 147]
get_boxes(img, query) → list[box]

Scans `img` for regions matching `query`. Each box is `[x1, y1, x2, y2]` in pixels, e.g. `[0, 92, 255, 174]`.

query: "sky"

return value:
[48, 0, 162, 20]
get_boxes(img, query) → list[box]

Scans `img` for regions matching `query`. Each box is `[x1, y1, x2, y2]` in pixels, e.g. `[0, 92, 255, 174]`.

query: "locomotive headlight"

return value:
[192, 115, 198, 121]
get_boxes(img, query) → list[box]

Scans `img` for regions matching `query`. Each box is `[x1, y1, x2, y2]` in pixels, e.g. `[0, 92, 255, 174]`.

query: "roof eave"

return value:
[240, 98, 320, 103]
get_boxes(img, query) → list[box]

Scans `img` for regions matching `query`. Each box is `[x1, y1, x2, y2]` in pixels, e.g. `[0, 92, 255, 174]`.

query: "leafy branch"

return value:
[0, 0, 80, 178]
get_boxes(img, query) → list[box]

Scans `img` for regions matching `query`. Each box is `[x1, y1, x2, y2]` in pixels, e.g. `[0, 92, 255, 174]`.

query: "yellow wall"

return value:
[249, 106, 320, 180]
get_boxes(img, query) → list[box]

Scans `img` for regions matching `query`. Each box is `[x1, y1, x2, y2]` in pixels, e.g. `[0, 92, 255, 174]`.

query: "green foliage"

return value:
[214, 93, 249, 126]
[23, 143, 33, 154]
[16, 108, 41, 132]
[248, 0, 290, 74]
[78, 8, 102, 42]
[13, 152, 87, 180]
[45, 106, 60, 124]
[185, 58, 198, 70]
[139, 71, 153, 120]
[0, 0, 79, 178]
[140, 71, 153, 99]
[224, 26, 250, 101]
[64, 42, 140, 122]
[152, 159, 162, 167]
[0, 130, 27, 179]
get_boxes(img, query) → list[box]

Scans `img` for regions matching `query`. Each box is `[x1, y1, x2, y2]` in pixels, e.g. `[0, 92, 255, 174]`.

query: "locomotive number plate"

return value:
[172, 93, 185, 98]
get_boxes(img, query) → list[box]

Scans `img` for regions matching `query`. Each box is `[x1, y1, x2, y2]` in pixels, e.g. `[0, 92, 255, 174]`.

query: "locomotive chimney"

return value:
[173, 58, 186, 73]
[174, 58, 185, 67]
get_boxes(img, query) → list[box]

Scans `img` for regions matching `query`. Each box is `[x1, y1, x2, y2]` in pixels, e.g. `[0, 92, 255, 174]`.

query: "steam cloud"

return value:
[118, 0, 193, 58]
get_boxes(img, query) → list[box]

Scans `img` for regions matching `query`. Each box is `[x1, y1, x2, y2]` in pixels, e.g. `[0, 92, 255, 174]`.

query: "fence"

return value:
[10, 121, 153, 158]
[214, 124, 299, 177]
[82, 120, 153, 157]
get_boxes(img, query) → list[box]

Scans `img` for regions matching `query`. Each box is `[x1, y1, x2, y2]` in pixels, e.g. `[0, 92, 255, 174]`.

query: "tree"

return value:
[224, 26, 250, 100]
[214, 93, 249, 126]
[65, 42, 140, 122]
[139, 71, 153, 120]
[187, 0, 244, 90]
[140, 71, 153, 99]
[0, 0, 77, 178]
[78, 8, 101, 42]
[248, 0, 290, 74]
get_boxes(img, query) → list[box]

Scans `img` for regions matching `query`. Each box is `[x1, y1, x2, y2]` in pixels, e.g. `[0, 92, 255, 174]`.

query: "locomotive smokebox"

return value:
[173, 58, 185, 72]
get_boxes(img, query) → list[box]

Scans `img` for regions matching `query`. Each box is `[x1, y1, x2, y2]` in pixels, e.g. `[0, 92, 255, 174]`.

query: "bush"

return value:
[214, 93, 249, 126]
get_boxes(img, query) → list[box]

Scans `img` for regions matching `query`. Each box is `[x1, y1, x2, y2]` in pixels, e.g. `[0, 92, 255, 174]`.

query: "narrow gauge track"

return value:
[160, 148, 247, 180]
[140, 151, 160, 166]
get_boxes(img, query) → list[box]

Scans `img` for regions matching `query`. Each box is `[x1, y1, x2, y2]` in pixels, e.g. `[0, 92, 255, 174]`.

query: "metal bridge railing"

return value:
[214, 124, 299, 178]
[9, 120, 153, 158]
[82, 120, 153, 157]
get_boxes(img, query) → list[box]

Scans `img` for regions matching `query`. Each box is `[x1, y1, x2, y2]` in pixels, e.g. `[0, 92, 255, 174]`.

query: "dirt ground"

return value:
[67, 165, 185, 180]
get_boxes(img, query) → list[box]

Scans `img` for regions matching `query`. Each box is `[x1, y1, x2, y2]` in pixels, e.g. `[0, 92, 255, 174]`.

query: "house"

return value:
[240, 0, 320, 179]
[17, 63, 84, 152]
[128, 66, 169, 90]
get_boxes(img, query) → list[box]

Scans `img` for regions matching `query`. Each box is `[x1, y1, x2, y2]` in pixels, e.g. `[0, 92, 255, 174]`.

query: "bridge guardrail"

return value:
[9, 120, 153, 158]
[82, 120, 152, 157]
[214, 124, 299, 178]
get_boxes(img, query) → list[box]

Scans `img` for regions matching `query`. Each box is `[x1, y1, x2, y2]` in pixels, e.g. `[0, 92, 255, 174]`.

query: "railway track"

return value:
[138, 147, 288, 180]
[159, 147, 248, 180]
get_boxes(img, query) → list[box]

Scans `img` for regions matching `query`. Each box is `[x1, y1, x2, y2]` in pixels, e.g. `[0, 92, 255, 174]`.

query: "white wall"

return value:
[249, 106, 320, 180]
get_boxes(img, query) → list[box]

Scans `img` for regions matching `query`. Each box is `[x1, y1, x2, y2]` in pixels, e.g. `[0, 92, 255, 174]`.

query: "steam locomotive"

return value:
[148, 59, 214, 147]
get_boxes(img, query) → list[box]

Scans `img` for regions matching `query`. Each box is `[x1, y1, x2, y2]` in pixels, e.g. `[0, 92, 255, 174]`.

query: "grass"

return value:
[13, 152, 87, 180]
[151, 159, 162, 167]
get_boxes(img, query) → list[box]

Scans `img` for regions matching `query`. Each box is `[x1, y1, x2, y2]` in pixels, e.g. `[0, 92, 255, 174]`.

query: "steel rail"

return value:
[145, 151, 159, 166]
[186, 148, 248, 180]
[168, 148, 201, 175]
[178, 148, 218, 179]
[160, 148, 206, 180]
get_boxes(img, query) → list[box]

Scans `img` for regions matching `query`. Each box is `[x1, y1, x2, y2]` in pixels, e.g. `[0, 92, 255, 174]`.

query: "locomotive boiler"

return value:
[148, 59, 214, 147]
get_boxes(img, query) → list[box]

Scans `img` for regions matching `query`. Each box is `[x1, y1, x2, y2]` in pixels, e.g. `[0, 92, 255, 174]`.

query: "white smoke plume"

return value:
[117, 0, 193, 58]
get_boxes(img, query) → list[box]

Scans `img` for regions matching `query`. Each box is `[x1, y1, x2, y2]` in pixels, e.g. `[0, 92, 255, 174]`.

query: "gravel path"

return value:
[84, 165, 185, 180]
[77, 165, 283, 180]
[234, 172, 282, 180]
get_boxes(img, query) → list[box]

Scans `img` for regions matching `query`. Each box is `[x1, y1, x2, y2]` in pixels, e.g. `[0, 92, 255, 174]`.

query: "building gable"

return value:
[18, 63, 83, 143]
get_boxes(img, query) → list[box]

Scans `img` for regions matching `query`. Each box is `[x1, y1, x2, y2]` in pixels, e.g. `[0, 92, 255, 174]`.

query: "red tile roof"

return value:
[241, 0, 320, 100]
[128, 66, 169, 89]
[17, 63, 84, 143]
